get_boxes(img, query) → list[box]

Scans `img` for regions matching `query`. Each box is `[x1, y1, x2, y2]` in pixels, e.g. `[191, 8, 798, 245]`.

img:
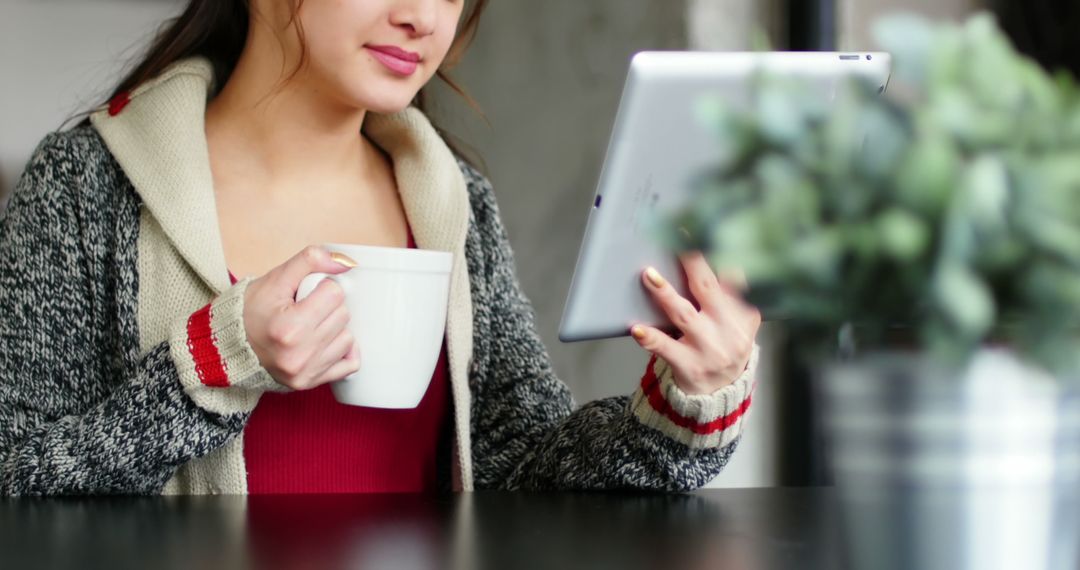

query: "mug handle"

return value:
[296, 272, 353, 302]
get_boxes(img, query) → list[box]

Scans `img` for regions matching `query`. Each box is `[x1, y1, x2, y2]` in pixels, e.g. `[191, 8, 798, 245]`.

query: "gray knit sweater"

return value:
[0, 119, 757, 495]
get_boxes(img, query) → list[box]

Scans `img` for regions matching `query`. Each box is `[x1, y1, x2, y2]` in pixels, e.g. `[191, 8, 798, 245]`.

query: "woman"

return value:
[0, 0, 762, 495]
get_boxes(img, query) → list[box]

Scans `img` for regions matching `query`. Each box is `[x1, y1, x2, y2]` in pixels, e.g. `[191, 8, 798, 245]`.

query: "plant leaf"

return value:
[933, 262, 996, 338]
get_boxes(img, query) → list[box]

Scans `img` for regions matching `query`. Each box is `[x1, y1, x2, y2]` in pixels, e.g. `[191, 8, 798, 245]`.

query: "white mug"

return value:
[296, 243, 452, 408]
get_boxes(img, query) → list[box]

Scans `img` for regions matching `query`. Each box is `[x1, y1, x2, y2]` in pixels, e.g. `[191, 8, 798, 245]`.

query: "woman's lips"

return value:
[365, 45, 420, 76]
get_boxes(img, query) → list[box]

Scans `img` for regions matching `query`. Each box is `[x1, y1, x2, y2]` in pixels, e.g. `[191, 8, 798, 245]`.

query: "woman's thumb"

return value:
[275, 246, 357, 291]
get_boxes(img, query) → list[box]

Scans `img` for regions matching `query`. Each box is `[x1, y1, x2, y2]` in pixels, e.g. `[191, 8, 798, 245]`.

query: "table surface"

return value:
[1, 488, 845, 570]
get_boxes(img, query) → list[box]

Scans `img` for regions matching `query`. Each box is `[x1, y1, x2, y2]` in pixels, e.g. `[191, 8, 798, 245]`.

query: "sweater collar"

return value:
[89, 56, 470, 295]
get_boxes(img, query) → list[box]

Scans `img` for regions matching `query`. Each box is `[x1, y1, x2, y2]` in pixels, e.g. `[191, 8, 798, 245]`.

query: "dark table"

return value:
[2, 488, 845, 570]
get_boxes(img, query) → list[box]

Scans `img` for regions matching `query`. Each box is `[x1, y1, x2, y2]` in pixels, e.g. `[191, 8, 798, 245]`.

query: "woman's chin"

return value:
[365, 100, 414, 115]
[352, 87, 422, 116]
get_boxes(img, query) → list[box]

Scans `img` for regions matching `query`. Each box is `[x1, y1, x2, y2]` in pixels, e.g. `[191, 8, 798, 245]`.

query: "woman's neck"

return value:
[204, 49, 382, 197]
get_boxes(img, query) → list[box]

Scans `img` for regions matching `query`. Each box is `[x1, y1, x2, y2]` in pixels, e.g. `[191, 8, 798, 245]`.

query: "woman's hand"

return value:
[243, 246, 361, 390]
[631, 251, 761, 395]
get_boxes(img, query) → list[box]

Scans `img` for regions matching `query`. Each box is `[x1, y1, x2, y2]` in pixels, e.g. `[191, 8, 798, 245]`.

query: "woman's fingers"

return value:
[243, 245, 363, 391]
[312, 303, 352, 348]
[680, 251, 755, 323]
[678, 254, 761, 351]
[304, 307, 358, 385]
[642, 265, 713, 344]
[633, 255, 763, 394]
[271, 245, 353, 297]
[679, 251, 724, 319]
[318, 341, 361, 385]
[631, 324, 695, 370]
[292, 279, 347, 326]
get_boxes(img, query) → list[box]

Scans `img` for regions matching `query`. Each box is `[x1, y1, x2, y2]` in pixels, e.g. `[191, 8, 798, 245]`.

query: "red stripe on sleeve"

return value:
[640, 354, 661, 393]
[186, 304, 230, 388]
[638, 355, 752, 436]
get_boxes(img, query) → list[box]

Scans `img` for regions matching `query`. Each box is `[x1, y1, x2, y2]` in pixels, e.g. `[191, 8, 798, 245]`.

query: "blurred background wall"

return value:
[0, 0, 179, 206]
[2, 0, 1002, 488]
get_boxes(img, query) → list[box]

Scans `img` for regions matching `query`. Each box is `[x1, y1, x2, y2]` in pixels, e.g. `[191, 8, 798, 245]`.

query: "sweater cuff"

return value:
[169, 277, 286, 416]
[630, 344, 759, 450]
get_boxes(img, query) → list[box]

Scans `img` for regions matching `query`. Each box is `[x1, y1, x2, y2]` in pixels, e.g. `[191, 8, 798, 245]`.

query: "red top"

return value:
[238, 230, 452, 494]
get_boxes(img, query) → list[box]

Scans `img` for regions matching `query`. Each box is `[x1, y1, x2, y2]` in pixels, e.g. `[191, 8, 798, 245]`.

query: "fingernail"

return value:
[330, 252, 358, 268]
[645, 267, 666, 288]
[631, 325, 646, 340]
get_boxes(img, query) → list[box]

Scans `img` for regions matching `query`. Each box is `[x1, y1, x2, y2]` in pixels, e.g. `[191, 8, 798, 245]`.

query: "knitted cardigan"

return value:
[0, 57, 759, 495]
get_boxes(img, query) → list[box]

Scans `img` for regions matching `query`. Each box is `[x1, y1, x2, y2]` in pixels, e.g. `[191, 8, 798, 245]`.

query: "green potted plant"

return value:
[661, 13, 1080, 570]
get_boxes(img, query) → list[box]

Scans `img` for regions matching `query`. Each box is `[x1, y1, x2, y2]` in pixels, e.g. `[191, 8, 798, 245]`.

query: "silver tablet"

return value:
[558, 51, 893, 342]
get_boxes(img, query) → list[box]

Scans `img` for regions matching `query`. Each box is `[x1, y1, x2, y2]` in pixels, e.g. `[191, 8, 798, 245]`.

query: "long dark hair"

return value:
[70, 0, 488, 162]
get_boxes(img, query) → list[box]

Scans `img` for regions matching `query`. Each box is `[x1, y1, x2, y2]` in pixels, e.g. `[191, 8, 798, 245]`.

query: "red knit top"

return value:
[234, 230, 452, 494]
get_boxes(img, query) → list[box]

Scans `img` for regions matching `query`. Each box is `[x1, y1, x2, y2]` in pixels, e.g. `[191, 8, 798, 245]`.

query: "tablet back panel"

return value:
[559, 51, 892, 342]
